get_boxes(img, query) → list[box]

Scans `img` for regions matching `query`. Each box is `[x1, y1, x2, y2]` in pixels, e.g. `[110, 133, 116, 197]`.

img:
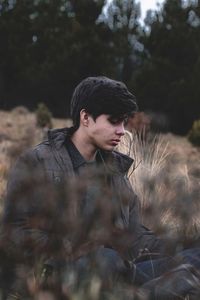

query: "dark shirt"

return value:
[66, 137, 97, 174]
[66, 137, 86, 172]
[65, 137, 102, 218]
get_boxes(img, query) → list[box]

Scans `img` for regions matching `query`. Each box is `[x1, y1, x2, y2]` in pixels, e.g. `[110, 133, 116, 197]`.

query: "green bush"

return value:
[36, 103, 52, 128]
[188, 119, 200, 146]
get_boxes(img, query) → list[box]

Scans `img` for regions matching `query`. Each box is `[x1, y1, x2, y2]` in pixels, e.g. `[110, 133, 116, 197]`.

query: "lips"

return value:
[111, 139, 121, 144]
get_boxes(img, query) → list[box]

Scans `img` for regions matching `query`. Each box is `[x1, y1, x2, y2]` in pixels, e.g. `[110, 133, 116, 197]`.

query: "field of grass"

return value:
[0, 107, 200, 299]
[117, 130, 200, 241]
[1, 108, 200, 233]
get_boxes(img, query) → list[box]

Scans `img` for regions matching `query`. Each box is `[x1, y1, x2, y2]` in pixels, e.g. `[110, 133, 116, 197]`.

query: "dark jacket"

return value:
[3, 128, 163, 264]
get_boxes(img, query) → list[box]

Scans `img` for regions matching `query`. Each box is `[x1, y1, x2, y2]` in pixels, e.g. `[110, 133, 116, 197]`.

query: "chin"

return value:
[103, 145, 115, 151]
[97, 142, 115, 151]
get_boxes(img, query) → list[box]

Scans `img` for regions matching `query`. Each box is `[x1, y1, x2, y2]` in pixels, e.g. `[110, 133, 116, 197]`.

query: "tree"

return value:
[0, 0, 116, 116]
[105, 0, 142, 83]
[131, 0, 200, 134]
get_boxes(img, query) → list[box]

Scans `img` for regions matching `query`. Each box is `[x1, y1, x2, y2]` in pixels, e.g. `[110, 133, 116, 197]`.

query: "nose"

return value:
[116, 123, 125, 136]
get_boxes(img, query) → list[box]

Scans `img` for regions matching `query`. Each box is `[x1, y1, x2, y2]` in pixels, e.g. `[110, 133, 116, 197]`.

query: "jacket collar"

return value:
[47, 127, 134, 175]
[97, 150, 133, 175]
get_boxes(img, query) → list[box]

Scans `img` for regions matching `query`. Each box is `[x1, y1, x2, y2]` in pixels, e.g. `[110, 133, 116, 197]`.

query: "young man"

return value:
[2, 76, 200, 299]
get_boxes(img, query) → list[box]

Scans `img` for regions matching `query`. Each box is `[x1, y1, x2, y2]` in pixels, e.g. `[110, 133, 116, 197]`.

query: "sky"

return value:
[139, 0, 163, 20]
[106, 0, 164, 22]
[140, 0, 164, 20]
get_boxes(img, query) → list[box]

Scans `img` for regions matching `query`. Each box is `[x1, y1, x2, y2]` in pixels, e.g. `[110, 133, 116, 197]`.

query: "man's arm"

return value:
[2, 149, 59, 263]
[124, 178, 164, 262]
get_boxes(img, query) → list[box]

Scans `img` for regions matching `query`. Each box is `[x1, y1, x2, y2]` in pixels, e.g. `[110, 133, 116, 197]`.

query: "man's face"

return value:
[87, 114, 126, 151]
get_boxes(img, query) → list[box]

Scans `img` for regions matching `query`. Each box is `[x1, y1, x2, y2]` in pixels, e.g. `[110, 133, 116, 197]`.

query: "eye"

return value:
[108, 117, 120, 125]
[108, 117, 122, 125]
[108, 116, 127, 125]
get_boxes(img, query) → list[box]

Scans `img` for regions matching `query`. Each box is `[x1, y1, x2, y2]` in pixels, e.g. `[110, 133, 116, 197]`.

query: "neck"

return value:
[70, 128, 97, 161]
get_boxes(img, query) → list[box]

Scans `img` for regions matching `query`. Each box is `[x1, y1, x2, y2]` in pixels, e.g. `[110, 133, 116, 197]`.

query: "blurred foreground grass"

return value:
[0, 107, 200, 238]
[0, 107, 200, 235]
[0, 107, 200, 299]
[0, 108, 72, 211]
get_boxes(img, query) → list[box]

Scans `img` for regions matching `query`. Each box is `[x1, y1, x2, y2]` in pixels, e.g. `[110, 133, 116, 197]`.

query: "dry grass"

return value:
[1, 108, 200, 238]
[1, 108, 200, 299]
[117, 129, 200, 240]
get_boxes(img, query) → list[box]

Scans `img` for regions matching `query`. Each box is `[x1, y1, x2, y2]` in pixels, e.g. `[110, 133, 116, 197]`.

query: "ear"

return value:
[80, 109, 89, 127]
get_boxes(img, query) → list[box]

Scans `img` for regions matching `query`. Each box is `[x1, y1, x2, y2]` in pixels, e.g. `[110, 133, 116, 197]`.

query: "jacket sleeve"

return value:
[2, 149, 61, 263]
[124, 178, 165, 262]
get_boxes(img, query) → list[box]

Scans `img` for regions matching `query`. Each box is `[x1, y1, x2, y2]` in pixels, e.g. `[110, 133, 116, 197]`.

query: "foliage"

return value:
[188, 119, 200, 146]
[105, 0, 142, 82]
[0, 0, 200, 134]
[36, 102, 52, 128]
[0, 0, 116, 115]
[131, 0, 200, 134]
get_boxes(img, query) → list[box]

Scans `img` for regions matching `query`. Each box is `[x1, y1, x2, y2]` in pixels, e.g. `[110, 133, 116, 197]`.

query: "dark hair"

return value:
[70, 76, 138, 130]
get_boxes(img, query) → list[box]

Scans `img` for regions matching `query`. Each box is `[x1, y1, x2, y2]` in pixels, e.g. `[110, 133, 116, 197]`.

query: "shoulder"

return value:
[99, 149, 134, 174]
[113, 150, 134, 171]
[13, 141, 51, 168]
[7, 137, 53, 177]
[7, 147, 44, 182]
[23, 126, 68, 161]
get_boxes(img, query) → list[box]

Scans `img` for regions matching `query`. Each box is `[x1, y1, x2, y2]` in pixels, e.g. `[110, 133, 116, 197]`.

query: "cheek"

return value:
[99, 126, 112, 136]
[92, 128, 108, 143]
[90, 123, 114, 141]
[96, 129, 106, 139]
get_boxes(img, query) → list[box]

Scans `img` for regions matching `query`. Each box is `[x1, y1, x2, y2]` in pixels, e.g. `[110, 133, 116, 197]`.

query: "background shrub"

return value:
[188, 119, 200, 146]
[36, 103, 52, 129]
